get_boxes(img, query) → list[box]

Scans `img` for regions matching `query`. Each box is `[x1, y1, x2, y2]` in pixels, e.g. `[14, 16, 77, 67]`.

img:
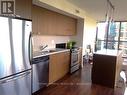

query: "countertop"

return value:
[33, 48, 70, 58]
[94, 49, 122, 57]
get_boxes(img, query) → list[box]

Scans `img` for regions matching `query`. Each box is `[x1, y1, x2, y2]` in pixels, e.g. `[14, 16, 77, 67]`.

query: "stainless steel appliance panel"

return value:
[71, 52, 79, 66]
[0, 17, 31, 79]
[32, 56, 49, 93]
[70, 48, 80, 73]
[0, 17, 12, 79]
[0, 70, 31, 95]
[70, 64, 79, 73]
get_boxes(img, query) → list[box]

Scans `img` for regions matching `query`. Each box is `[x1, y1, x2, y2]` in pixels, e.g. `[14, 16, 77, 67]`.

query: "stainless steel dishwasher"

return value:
[32, 55, 49, 93]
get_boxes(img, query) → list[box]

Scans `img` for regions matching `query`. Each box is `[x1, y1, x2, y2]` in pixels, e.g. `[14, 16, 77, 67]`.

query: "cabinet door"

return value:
[15, 0, 32, 19]
[56, 13, 77, 35]
[49, 54, 59, 83]
[32, 5, 39, 35]
[49, 51, 70, 83]
[32, 5, 77, 35]
[58, 51, 70, 77]
[38, 7, 57, 35]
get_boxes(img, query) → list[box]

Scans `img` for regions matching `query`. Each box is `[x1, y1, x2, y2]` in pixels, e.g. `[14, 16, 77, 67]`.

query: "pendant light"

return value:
[105, 0, 115, 23]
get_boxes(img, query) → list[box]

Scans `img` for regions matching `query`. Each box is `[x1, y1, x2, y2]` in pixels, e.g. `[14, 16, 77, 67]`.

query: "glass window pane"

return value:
[107, 41, 118, 50]
[119, 41, 127, 54]
[120, 22, 127, 41]
[108, 22, 120, 41]
[119, 41, 127, 50]
[97, 23, 107, 40]
[96, 40, 106, 51]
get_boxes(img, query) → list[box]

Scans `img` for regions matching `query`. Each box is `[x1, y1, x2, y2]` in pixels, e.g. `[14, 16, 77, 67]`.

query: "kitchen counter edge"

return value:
[33, 49, 70, 59]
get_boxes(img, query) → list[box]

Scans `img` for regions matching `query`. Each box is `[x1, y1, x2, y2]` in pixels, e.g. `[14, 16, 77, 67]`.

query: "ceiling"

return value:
[67, 0, 127, 21]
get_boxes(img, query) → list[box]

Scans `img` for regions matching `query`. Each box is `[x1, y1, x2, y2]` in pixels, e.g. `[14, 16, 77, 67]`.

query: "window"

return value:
[96, 21, 127, 54]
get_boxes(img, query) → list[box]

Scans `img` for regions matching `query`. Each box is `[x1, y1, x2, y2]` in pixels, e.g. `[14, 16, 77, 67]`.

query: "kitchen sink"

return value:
[39, 48, 66, 55]
[33, 48, 68, 58]
[41, 49, 56, 54]
[48, 50, 56, 52]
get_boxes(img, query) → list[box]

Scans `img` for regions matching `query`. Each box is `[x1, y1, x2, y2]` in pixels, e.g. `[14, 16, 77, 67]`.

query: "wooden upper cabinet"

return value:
[15, 0, 32, 19]
[32, 5, 77, 35]
[56, 13, 77, 35]
[38, 6, 57, 35]
[32, 5, 39, 35]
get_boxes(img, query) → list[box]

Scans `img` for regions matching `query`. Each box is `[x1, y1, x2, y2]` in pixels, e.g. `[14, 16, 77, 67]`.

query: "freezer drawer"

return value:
[0, 70, 31, 95]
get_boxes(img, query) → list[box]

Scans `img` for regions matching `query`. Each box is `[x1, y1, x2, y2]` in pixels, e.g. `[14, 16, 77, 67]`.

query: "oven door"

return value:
[71, 52, 79, 66]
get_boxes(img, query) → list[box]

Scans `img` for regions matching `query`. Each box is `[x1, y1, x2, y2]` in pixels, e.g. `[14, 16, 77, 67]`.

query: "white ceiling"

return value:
[67, 0, 127, 21]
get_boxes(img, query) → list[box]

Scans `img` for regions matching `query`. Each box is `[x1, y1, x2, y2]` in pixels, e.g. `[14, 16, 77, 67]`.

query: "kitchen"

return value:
[32, 2, 84, 94]
[0, 0, 127, 95]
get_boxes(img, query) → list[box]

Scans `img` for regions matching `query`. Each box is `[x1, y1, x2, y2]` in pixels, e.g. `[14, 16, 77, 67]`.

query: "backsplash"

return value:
[32, 35, 71, 51]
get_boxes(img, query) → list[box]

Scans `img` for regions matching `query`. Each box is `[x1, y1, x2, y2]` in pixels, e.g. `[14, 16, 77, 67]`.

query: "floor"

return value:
[34, 64, 127, 95]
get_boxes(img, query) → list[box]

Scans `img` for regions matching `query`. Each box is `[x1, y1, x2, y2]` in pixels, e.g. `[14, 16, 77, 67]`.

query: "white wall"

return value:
[70, 19, 84, 47]
[83, 17, 97, 55]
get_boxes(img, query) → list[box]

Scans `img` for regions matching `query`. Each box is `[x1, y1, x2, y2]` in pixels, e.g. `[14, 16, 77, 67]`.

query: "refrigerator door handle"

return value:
[28, 32, 32, 65]
[0, 71, 31, 84]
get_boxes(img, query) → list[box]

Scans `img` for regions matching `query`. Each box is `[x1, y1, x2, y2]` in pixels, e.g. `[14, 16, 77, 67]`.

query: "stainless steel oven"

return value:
[70, 48, 80, 73]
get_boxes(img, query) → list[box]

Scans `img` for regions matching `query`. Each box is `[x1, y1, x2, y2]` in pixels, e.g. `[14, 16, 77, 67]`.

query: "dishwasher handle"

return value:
[32, 56, 49, 64]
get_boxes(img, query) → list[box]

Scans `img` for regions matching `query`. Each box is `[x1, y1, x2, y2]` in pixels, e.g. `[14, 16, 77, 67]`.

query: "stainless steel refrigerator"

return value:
[0, 16, 32, 95]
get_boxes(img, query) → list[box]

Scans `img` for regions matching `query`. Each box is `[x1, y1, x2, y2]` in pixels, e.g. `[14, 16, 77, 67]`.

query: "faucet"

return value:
[40, 45, 48, 51]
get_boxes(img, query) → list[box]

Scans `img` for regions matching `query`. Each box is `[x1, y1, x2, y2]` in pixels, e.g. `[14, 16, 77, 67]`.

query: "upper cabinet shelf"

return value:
[32, 5, 77, 36]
